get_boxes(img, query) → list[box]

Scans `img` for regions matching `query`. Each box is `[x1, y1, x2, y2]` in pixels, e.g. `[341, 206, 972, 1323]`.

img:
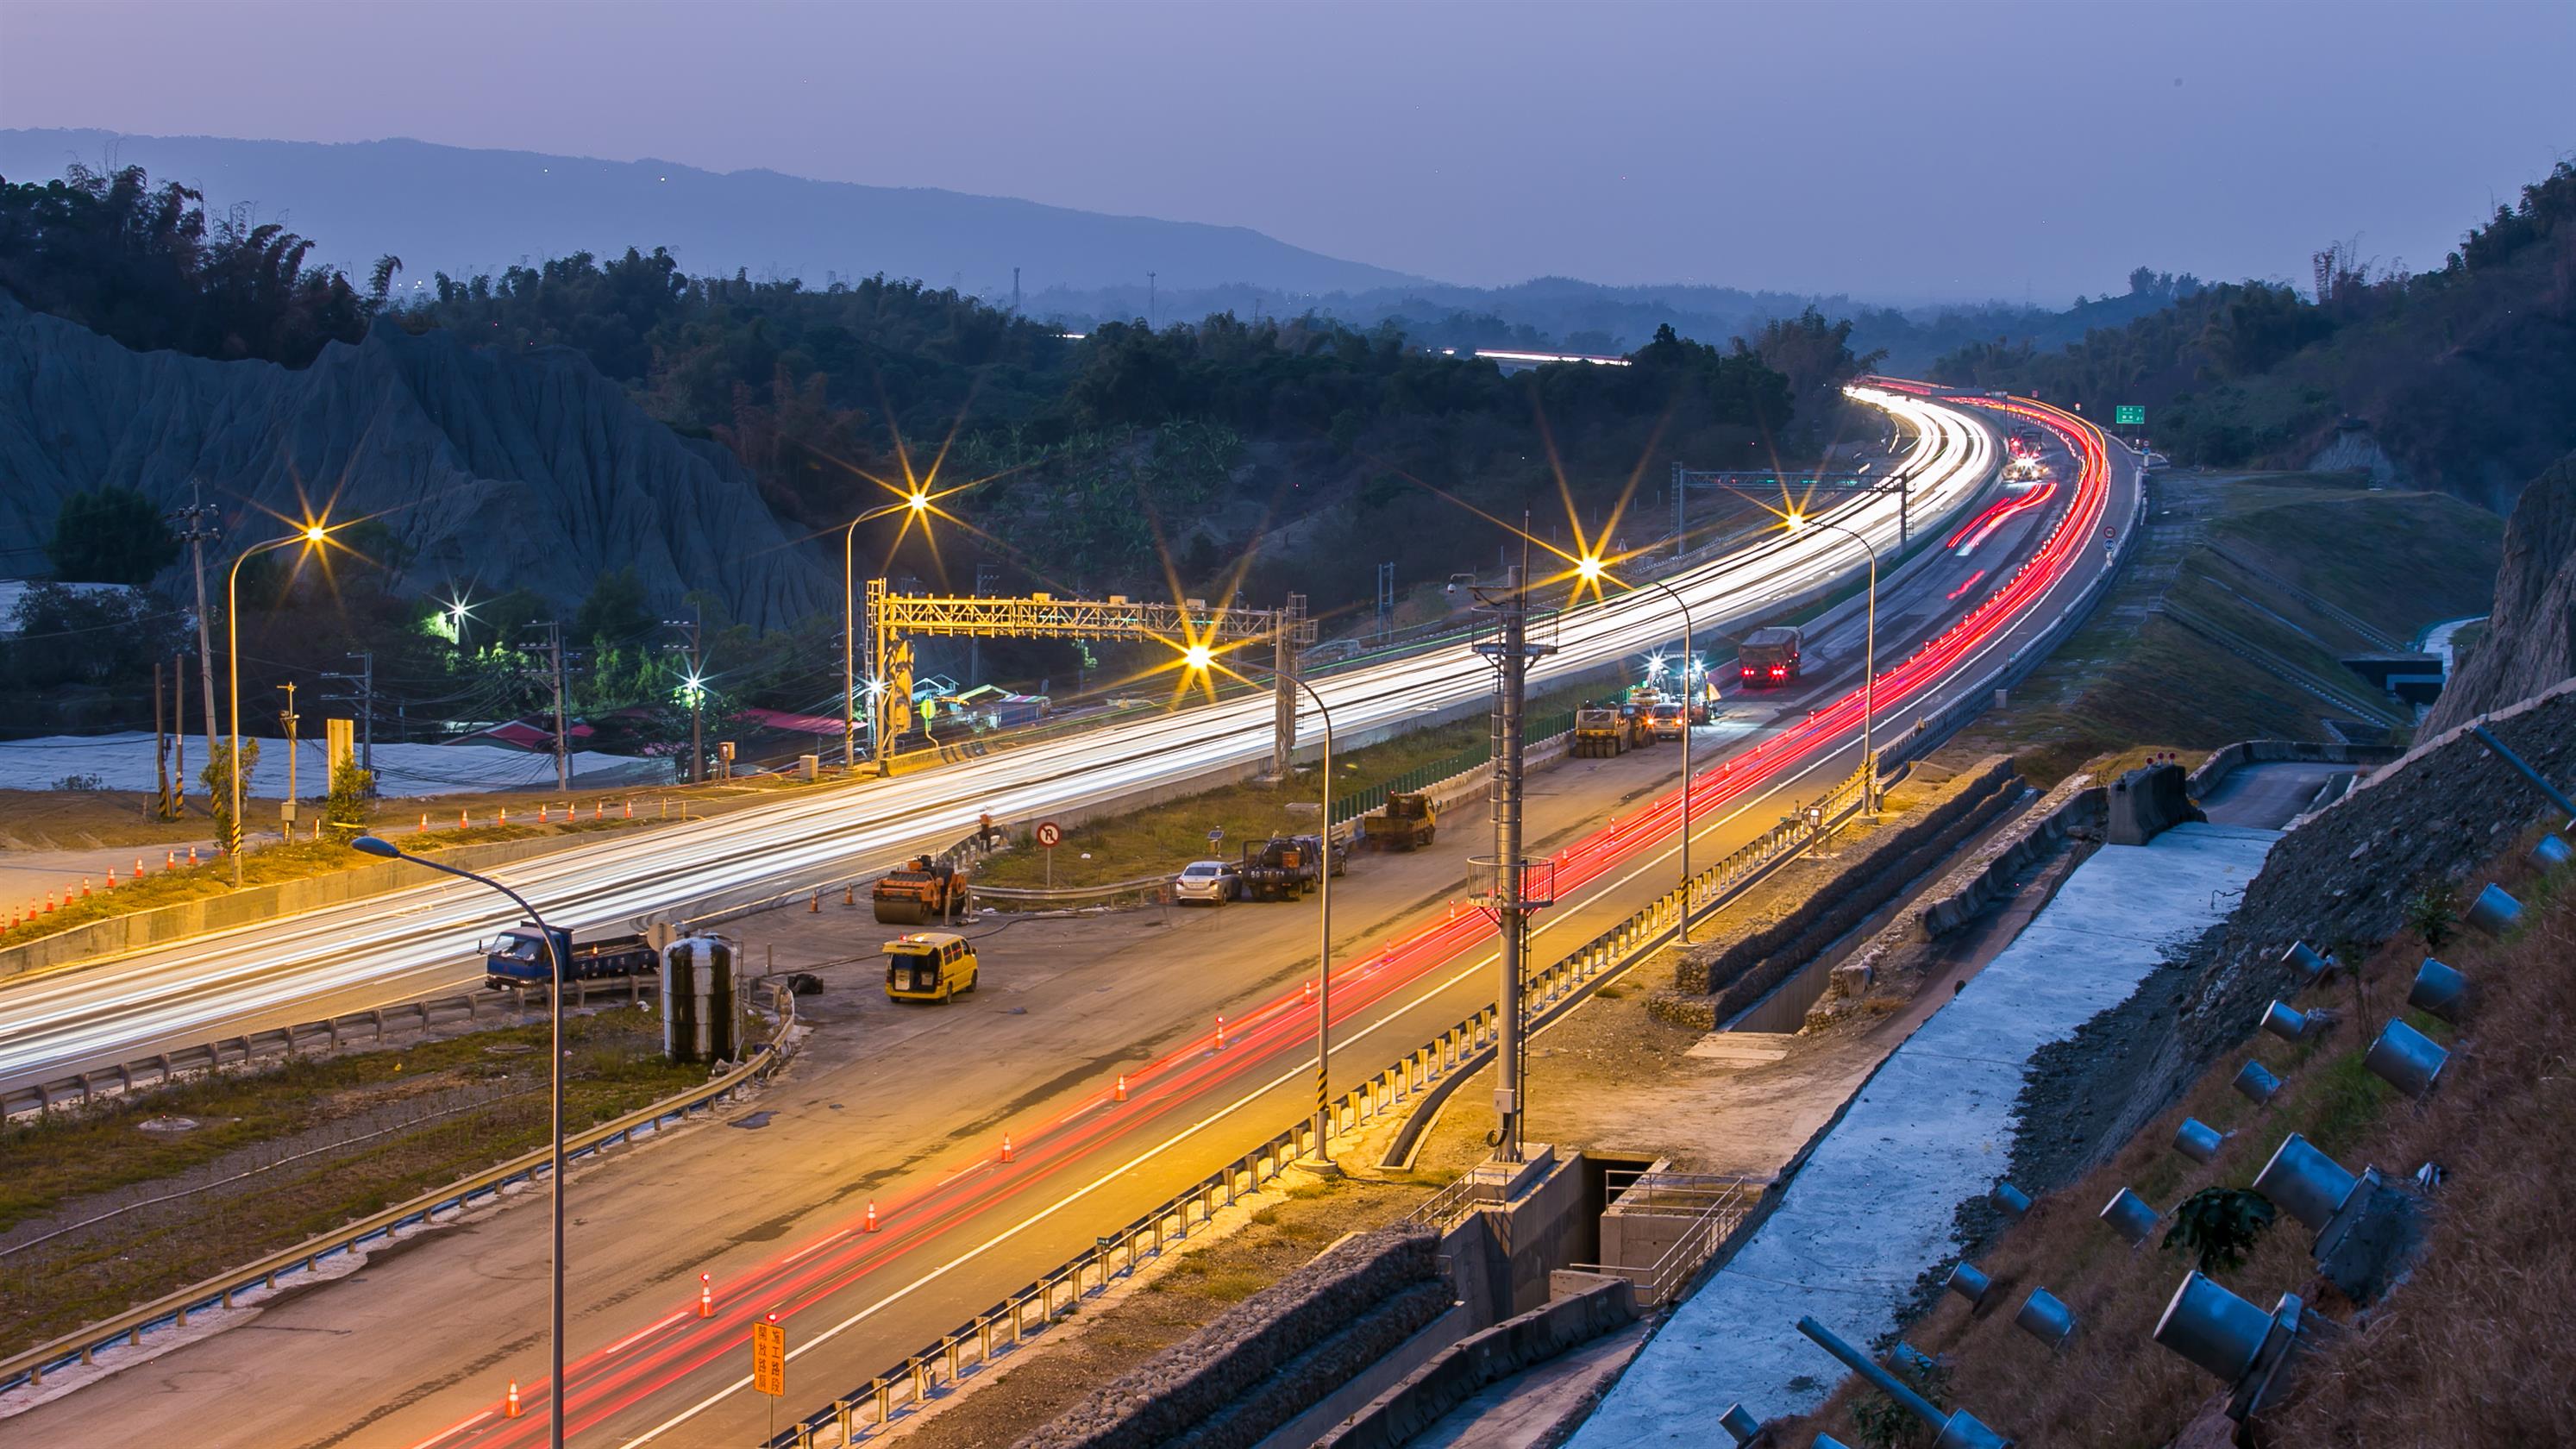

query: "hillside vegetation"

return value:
[1933, 161, 2576, 510]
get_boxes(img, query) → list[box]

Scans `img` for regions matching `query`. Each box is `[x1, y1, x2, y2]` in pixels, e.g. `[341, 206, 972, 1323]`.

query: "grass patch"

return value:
[0, 1008, 707, 1354]
[1950, 473, 2503, 784]
[976, 680, 1599, 891]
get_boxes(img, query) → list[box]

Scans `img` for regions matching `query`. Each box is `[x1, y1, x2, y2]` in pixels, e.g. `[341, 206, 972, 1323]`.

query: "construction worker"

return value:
[978, 810, 996, 850]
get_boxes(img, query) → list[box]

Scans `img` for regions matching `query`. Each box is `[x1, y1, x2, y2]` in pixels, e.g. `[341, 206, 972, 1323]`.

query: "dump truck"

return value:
[1573, 706, 1630, 757]
[1738, 626, 1803, 687]
[1361, 791, 1438, 851]
[873, 855, 972, 925]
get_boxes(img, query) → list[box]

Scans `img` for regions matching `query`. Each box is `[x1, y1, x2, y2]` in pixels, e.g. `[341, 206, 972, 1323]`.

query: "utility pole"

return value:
[667, 608, 705, 784]
[154, 662, 170, 821]
[546, 621, 570, 791]
[1147, 271, 1156, 329]
[320, 651, 377, 790]
[171, 485, 223, 822]
[278, 682, 300, 826]
[1470, 542, 1556, 1167]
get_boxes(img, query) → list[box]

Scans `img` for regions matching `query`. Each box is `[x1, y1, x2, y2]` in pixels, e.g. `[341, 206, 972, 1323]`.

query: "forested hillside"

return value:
[1932, 161, 2576, 510]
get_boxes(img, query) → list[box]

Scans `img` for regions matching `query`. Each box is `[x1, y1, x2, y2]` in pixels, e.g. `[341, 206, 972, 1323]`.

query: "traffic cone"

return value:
[843, 882, 855, 907]
[135, 857, 145, 877]
[1214, 1014, 1226, 1050]
[167, 850, 178, 869]
[418, 813, 428, 834]
[699, 1273, 712, 1317]
[106, 869, 117, 888]
[188, 846, 200, 866]
[539, 805, 548, 823]
[865, 1201, 880, 1233]
[80, 877, 91, 899]
[460, 808, 469, 829]
[1114, 1075, 1128, 1102]
[505, 1380, 522, 1419]
[624, 800, 633, 819]
[498, 808, 507, 826]
[593, 801, 602, 822]
[43, 893, 56, 913]
[1304, 980, 1315, 1004]
[1000, 1133, 1014, 1163]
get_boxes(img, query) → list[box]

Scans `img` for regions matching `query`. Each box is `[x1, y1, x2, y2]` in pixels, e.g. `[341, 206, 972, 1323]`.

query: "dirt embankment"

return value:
[2424, 449, 2576, 732]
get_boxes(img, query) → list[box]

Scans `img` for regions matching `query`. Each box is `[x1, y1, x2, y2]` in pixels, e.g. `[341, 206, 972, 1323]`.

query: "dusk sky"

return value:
[3, 0, 2569, 303]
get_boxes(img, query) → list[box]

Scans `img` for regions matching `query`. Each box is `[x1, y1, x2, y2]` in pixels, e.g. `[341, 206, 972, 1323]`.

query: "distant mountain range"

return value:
[0, 128, 1426, 298]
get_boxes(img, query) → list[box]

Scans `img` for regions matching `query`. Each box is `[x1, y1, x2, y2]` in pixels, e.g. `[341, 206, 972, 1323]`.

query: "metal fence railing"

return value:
[1573, 1170, 1762, 1306]
[1, 990, 799, 1396]
[1328, 709, 1580, 828]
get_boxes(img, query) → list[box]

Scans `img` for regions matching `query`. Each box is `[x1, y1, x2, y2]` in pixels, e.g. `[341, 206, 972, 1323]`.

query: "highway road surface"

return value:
[0, 388, 1993, 1095]
[0, 390, 2139, 1447]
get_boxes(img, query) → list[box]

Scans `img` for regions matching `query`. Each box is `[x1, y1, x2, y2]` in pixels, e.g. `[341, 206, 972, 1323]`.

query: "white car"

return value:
[1173, 859, 1238, 905]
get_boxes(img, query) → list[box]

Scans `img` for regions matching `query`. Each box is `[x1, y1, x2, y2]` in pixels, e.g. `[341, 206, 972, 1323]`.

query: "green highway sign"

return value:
[2114, 405, 2147, 426]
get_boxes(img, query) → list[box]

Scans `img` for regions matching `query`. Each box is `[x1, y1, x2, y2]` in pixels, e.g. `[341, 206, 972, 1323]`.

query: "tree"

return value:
[198, 737, 261, 850]
[2165, 1186, 2278, 1272]
[574, 567, 657, 649]
[325, 758, 374, 826]
[47, 486, 181, 584]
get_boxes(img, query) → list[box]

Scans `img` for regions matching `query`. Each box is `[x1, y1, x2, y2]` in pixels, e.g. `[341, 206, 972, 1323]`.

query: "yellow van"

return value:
[884, 932, 980, 1002]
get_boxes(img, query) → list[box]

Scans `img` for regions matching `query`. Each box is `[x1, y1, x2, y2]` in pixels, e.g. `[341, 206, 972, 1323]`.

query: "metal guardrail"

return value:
[1331, 710, 1579, 828]
[2, 976, 660, 1120]
[0, 990, 799, 1395]
[1574, 1170, 1762, 1306]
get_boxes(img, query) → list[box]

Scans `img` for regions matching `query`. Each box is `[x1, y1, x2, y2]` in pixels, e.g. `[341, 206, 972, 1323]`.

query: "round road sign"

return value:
[1036, 821, 1063, 848]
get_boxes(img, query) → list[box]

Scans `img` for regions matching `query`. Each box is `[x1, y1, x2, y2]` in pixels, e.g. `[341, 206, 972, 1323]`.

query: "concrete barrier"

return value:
[2108, 762, 2204, 845]
[1649, 758, 2022, 1031]
[1313, 1277, 1639, 1449]
[1020, 1229, 1450, 1449]
[2184, 739, 2401, 802]
[0, 832, 612, 983]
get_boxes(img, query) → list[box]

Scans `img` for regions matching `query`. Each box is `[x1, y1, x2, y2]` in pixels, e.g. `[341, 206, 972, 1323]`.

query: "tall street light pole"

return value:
[226, 526, 326, 885]
[1189, 644, 1338, 1166]
[842, 492, 931, 773]
[1585, 557, 1701, 942]
[352, 837, 567, 1449]
[1789, 512, 1879, 813]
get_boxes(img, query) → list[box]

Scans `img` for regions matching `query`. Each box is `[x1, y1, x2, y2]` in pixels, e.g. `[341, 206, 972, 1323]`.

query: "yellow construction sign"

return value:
[751, 1317, 786, 1396]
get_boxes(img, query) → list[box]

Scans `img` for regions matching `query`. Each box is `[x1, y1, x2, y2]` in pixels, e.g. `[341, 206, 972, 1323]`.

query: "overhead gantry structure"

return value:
[866, 580, 1319, 775]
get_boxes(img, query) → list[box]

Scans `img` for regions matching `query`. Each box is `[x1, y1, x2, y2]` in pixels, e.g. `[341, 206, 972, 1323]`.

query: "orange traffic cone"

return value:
[188, 846, 200, 867]
[1000, 1133, 1015, 1163]
[843, 882, 855, 907]
[105, 869, 117, 888]
[624, 800, 633, 819]
[498, 808, 507, 826]
[505, 1380, 522, 1419]
[865, 1201, 880, 1233]
[1304, 980, 1315, 1003]
[1114, 1075, 1128, 1102]
[43, 893, 57, 913]
[459, 809, 468, 829]
[593, 801, 602, 822]
[1214, 1014, 1226, 1050]
[699, 1273, 712, 1318]
[135, 857, 145, 877]
[538, 805, 548, 823]
[80, 877, 91, 899]
[418, 813, 429, 833]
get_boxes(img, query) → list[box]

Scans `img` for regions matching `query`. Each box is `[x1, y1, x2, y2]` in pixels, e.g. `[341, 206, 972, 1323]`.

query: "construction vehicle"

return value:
[1617, 699, 1661, 745]
[873, 855, 972, 925]
[1573, 706, 1630, 757]
[1361, 791, 1438, 851]
[883, 931, 979, 1002]
[1738, 626, 1804, 687]
[1293, 831, 1350, 879]
[1236, 837, 1305, 901]
[483, 923, 656, 990]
